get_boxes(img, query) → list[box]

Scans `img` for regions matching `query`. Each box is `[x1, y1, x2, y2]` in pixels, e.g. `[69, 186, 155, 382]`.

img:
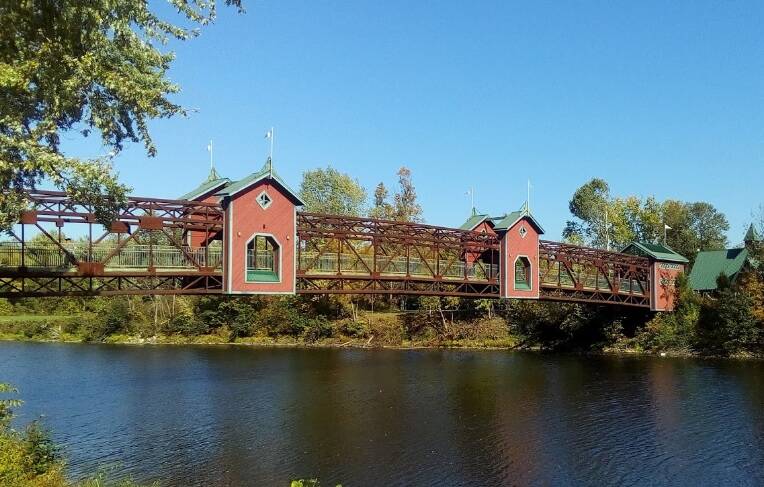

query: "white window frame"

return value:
[256, 190, 273, 210]
[244, 232, 282, 283]
[513, 254, 532, 290]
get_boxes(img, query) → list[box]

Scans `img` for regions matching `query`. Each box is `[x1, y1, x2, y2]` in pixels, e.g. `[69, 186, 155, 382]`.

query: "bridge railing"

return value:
[538, 263, 649, 295]
[538, 240, 652, 306]
[0, 242, 223, 271]
[299, 252, 499, 281]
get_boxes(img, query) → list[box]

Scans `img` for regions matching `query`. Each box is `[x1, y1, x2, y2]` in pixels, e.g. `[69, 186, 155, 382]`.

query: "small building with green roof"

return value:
[621, 241, 689, 311]
[180, 158, 304, 295]
[178, 167, 231, 201]
[459, 203, 545, 300]
[688, 224, 760, 292]
[621, 241, 689, 264]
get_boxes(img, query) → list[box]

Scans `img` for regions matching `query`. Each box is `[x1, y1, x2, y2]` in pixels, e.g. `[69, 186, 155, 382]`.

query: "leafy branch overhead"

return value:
[0, 0, 242, 231]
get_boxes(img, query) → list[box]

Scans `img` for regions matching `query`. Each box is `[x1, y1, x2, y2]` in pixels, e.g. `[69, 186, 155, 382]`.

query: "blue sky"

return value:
[64, 1, 763, 242]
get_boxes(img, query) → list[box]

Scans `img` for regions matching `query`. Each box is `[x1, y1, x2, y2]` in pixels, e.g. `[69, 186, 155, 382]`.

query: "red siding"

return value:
[499, 217, 540, 299]
[472, 221, 497, 236]
[651, 262, 685, 311]
[188, 191, 222, 248]
[225, 179, 296, 294]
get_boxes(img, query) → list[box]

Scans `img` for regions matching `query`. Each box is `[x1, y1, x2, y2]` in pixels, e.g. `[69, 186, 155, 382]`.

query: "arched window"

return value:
[514, 256, 531, 290]
[246, 234, 280, 282]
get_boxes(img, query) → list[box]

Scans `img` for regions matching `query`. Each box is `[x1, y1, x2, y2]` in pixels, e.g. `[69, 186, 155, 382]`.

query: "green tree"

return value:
[0, 383, 22, 428]
[392, 167, 423, 222]
[299, 166, 367, 216]
[563, 178, 614, 248]
[696, 273, 759, 355]
[564, 179, 728, 260]
[637, 272, 700, 351]
[370, 182, 394, 219]
[0, 0, 242, 230]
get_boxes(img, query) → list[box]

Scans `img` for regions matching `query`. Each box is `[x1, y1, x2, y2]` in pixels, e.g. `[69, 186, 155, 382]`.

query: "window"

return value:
[518, 225, 528, 238]
[514, 256, 531, 290]
[246, 234, 280, 282]
[256, 191, 272, 209]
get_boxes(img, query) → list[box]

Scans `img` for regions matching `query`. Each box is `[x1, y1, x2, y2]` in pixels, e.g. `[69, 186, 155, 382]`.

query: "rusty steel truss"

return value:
[538, 240, 651, 307]
[296, 212, 501, 298]
[0, 192, 653, 308]
[0, 190, 224, 297]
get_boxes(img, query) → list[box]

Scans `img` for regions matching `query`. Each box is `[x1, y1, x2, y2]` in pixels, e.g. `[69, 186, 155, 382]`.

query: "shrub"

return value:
[302, 316, 333, 343]
[163, 312, 208, 337]
[337, 319, 369, 338]
[636, 273, 699, 352]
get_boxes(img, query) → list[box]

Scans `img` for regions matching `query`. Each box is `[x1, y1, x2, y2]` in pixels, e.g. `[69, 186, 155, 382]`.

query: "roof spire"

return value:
[205, 139, 220, 181]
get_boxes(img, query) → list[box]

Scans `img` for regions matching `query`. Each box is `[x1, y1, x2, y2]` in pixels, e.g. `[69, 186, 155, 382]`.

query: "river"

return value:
[1, 342, 763, 486]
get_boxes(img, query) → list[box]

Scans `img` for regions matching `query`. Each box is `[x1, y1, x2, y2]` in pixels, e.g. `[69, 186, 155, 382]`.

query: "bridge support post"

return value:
[218, 172, 302, 295]
[496, 213, 543, 299]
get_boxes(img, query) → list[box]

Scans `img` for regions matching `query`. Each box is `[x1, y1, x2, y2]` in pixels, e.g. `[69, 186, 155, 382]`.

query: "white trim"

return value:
[218, 172, 304, 205]
[536, 237, 540, 299]
[220, 173, 271, 198]
[513, 254, 533, 291]
[293, 206, 297, 294]
[256, 190, 273, 209]
[226, 199, 233, 293]
[181, 182, 229, 202]
[467, 215, 488, 232]
[502, 235, 509, 298]
[244, 232, 283, 284]
[497, 214, 545, 235]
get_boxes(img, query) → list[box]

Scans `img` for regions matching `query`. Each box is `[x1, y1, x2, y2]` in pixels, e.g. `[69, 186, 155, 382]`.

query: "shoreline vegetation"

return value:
[0, 272, 761, 360]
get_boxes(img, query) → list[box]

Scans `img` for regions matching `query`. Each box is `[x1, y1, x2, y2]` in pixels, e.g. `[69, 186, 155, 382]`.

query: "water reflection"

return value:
[1, 343, 764, 486]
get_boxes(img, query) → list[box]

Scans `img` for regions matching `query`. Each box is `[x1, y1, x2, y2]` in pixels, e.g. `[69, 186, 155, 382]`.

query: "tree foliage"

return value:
[370, 182, 393, 220]
[370, 167, 422, 222]
[695, 274, 759, 355]
[299, 166, 367, 216]
[564, 178, 728, 261]
[0, 0, 242, 230]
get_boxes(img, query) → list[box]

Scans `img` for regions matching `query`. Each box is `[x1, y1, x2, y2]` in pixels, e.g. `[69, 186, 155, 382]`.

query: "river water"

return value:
[1, 342, 763, 486]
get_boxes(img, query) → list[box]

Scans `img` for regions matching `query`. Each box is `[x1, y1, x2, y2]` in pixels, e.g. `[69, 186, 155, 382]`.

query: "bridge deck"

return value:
[0, 191, 652, 307]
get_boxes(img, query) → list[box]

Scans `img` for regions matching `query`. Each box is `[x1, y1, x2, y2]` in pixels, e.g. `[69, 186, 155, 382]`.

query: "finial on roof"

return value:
[206, 166, 221, 182]
[471, 206, 478, 216]
[204, 139, 223, 181]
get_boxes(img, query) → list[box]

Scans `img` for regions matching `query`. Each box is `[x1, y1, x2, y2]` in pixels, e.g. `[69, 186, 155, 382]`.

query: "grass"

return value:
[0, 314, 76, 322]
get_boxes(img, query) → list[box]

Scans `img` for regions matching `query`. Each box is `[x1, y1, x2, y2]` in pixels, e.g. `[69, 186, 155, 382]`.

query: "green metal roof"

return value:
[457, 209, 508, 231]
[493, 204, 545, 234]
[215, 159, 305, 206]
[459, 212, 491, 230]
[457, 204, 544, 234]
[458, 212, 488, 231]
[689, 248, 750, 291]
[178, 168, 231, 200]
[621, 241, 689, 263]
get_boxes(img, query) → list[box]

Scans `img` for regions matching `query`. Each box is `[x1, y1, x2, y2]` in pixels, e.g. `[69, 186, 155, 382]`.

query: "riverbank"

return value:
[2, 318, 762, 360]
[0, 313, 524, 350]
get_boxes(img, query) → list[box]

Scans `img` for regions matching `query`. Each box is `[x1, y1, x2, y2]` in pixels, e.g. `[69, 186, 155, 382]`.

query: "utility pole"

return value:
[604, 205, 610, 251]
